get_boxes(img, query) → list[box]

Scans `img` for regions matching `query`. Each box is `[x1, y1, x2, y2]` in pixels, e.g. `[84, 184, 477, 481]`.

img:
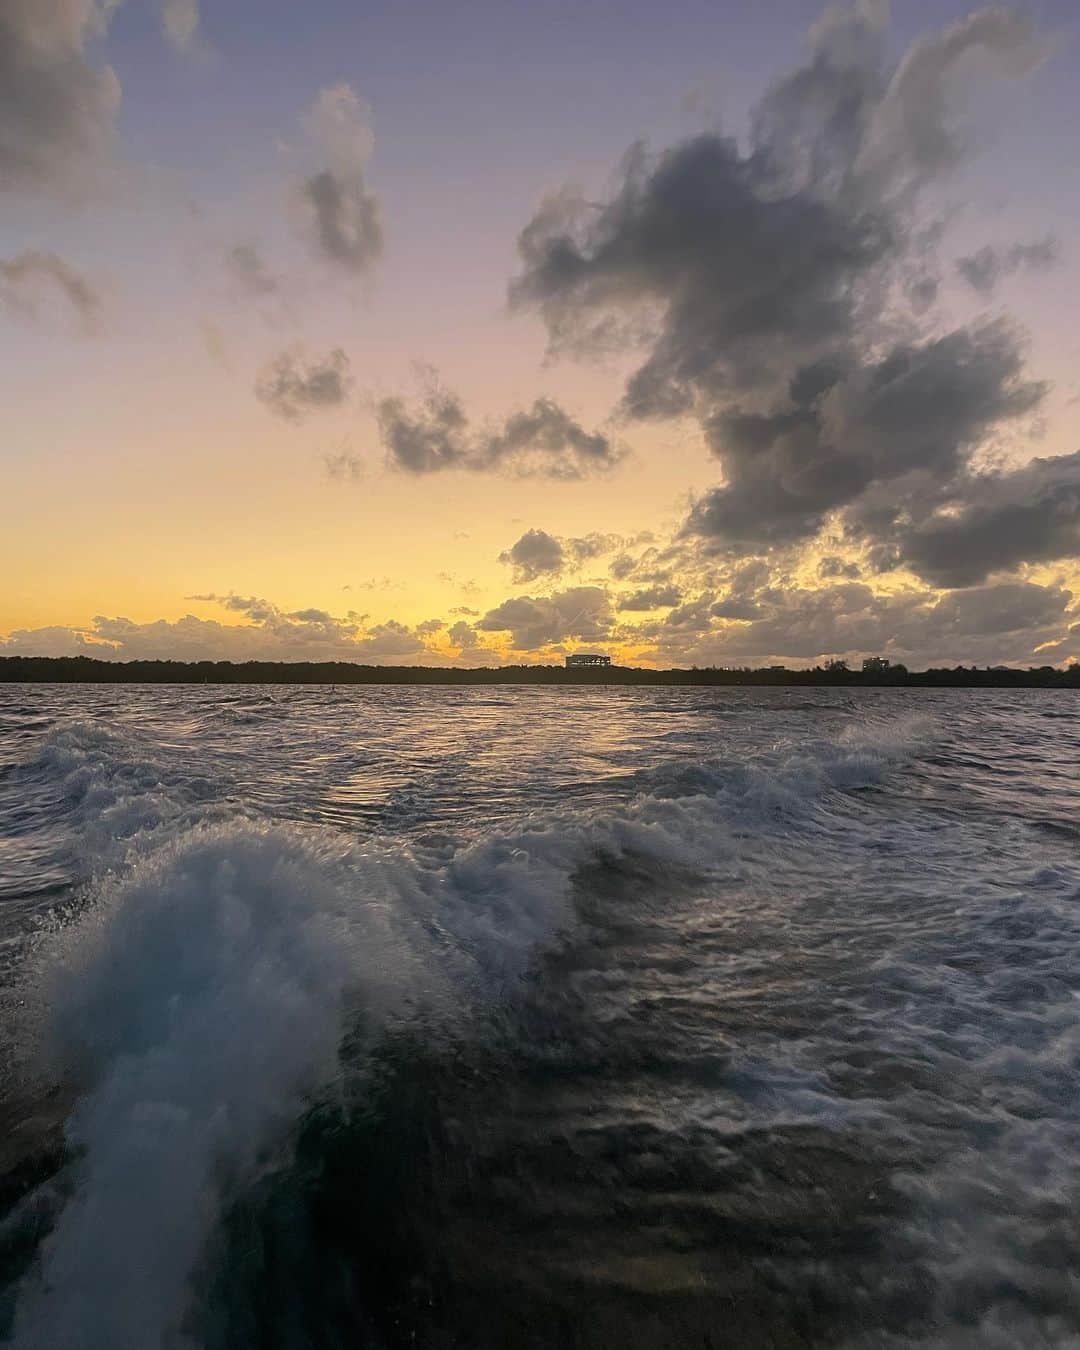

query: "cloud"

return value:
[636, 578, 1075, 668]
[447, 620, 476, 648]
[225, 242, 280, 300]
[376, 381, 469, 473]
[0, 594, 465, 664]
[617, 583, 682, 611]
[0, 0, 122, 197]
[684, 320, 1044, 550]
[160, 0, 199, 52]
[818, 555, 861, 579]
[889, 451, 1080, 588]
[497, 527, 622, 582]
[512, 4, 1040, 410]
[350, 619, 424, 658]
[0, 249, 102, 331]
[510, 2, 1067, 587]
[477, 585, 614, 650]
[499, 528, 565, 583]
[255, 346, 352, 421]
[955, 236, 1059, 295]
[298, 83, 382, 275]
[483, 400, 622, 478]
[377, 374, 622, 478]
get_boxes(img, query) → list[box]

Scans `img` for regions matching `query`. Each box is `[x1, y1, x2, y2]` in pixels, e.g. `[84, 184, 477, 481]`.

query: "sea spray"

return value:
[11, 827, 390, 1350]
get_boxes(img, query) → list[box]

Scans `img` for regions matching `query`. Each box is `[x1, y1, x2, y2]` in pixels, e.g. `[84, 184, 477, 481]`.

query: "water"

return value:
[1, 683, 1079, 1348]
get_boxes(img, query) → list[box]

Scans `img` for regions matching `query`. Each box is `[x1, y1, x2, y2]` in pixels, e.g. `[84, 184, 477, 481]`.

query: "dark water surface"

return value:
[1, 684, 1079, 1348]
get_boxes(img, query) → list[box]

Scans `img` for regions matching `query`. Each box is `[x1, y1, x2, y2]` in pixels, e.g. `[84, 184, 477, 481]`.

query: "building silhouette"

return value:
[566, 653, 611, 668]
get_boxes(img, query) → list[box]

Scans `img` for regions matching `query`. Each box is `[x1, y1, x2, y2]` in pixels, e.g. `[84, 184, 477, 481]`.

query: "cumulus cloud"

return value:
[499, 528, 565, 583]
[0, 249, 102, 331]
[511, 2, 1068, 589]
[497, 527, 622, 582]
[297, 83, 382, 275]
[617, 583, 682, 611]
[635, 578, 1075, 668]
[255, 346, 352, 421]
[889, 451, 1080, 587]
[513, 6, 1040, 409]
[955, 236, 1059, 295]
[350, 619, 424, 658]
[0, 0, 122, 198]
[376, 375, 622, 478]
[684, 320, 1044, 550]
[1, 594, 459, 664]
[477, 586, 614, 650]
[444, 618, 499, 663]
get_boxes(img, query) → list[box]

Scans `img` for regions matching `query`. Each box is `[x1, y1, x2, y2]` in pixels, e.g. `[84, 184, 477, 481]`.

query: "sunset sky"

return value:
[3, 0, 1079, 667]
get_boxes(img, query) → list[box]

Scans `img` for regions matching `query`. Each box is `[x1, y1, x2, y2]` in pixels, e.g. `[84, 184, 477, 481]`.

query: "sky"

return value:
[2, 0, 1079, 669]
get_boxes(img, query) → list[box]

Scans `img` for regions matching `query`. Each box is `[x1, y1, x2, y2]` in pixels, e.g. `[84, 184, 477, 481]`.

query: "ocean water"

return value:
[1, 684, 1079, 1350]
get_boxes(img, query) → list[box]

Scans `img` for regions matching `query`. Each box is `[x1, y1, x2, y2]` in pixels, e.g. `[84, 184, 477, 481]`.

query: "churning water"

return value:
[1, 683, 1079, 1348]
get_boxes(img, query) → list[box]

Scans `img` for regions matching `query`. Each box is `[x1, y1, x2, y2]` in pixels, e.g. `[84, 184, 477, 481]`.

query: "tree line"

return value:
[2, 655, 1079, 688]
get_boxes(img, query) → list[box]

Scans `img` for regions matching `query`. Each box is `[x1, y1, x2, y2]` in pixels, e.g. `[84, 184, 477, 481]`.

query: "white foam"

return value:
[13, 826, 394, 1350]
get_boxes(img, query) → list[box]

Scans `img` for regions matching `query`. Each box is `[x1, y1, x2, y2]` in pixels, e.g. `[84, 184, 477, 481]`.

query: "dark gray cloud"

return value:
[0, 0, 121, 197]
[477, 586, 614, 650]
[376, 383, 469, 472]
[446, 618, 498, 662]
[255, 346, 352, 421]
[499, 529, 565, 583]
[511, 2, 1067, 590]
[512, 5, 1040, 416]
[617, 583, 682, 611]
[956, 237, 1059, 295]
[300, 170, 382, 275]
[684, 320, 1044, 550]
[891, 452, 1080, 587]
[608, 553, 638, 581]
[0, 249, 102, 330]
[298, 84, 383, 275]
[498, 527, 622, 582]
[512, 132, 892, 416]
[377, 378, 622, 478]
[485, 400, 620, 477]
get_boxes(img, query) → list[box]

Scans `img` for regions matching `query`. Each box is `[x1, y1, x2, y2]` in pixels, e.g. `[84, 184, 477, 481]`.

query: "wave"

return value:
[2, 712, 933, 1347]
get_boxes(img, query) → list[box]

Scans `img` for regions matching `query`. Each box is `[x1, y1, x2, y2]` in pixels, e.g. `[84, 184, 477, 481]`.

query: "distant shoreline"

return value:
[2, 656, 1078, 689]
